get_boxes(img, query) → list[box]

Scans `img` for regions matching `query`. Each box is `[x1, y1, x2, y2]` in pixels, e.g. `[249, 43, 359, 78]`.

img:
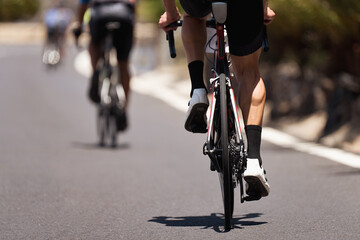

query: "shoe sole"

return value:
[244, 176, 270, 197]
[184, 103, 208, 133]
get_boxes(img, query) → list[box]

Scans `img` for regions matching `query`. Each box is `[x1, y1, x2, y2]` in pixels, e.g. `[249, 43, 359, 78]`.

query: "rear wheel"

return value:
[97, 108, 106, 146]
[109, 115, 117, 147]
[219, 74, 234, 231]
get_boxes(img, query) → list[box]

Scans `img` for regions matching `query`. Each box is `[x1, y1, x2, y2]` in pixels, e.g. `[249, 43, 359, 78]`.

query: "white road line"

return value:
[74, 50, 92, 78]
[74, 52, 360, 169]
[262, 128, 360, 168]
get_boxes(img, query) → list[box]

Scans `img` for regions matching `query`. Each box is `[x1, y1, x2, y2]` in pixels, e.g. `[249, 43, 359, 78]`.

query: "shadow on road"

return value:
[72, 141, 131, 150]
[148, 213, 267, 232]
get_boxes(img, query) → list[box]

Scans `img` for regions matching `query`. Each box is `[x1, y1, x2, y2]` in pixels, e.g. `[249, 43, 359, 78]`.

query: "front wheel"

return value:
[219, 74, 234, 231]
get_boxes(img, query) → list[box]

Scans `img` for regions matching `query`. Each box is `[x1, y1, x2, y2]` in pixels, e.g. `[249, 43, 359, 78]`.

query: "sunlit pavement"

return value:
[0, 29, 360, 239]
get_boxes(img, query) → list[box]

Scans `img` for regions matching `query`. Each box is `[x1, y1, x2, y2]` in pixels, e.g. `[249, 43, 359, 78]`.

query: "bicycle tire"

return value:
[109, 115, 117, 147]
[219, 74, 234, 231]
[97, 109, 106, 146]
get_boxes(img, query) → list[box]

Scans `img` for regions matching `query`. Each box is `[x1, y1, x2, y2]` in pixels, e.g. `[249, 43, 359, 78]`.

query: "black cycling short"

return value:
[179, 0, 264, 56]
[89, 2, 134, 61]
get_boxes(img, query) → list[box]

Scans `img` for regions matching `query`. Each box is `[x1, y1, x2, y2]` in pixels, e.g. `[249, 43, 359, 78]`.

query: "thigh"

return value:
[113, 21, 134, 61]
[231, 48, 262, 73]
[89, 7, 106, 44]
[226, 0, 264, 56]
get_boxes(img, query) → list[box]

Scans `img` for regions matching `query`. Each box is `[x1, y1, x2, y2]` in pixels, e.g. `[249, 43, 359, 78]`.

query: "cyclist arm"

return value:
[263, 0, 275, 25]
[159, 0, 181, 32]
[73, 0, 89, 39]
[77, 0, 89, 24]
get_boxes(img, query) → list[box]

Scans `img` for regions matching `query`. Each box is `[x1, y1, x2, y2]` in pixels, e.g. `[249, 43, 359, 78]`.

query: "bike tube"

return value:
[207, 83, 217, 142]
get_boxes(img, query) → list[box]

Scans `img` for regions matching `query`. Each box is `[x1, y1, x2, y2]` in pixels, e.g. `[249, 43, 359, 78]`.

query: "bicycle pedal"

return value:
[244, 194, 262, 202]
[189, 124, 207, 133]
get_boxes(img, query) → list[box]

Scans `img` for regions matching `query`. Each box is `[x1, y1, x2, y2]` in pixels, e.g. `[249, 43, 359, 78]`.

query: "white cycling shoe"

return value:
[244, 158, 270, 199]
[184, 88, 209, 133]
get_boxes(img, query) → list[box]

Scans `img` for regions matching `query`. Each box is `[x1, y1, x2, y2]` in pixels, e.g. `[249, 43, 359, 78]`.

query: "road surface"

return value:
[1, 44, 360, 239]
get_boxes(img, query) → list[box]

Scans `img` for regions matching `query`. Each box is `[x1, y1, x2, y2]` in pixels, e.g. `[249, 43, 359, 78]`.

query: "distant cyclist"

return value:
[159, 0, 275, 199]
[44, 0, 72, 57]
[74, 0, 136, 129]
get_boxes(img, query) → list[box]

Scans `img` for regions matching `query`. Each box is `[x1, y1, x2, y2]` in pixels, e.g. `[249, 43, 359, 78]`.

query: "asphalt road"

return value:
[1, 45, 360, 240]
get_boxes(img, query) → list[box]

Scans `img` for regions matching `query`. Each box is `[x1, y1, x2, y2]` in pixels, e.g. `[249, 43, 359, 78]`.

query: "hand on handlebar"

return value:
[73, 26, 83, 40]
[72, 24, 83, 48]
[159, 11, 181, 32]
[162, 19, 183, 59]
[264, 7, 275, 25]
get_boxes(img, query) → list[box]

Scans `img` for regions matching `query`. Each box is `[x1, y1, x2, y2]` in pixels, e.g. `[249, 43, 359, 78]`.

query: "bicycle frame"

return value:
[204, 1, 247, 200]
[206, 30, 246, 153]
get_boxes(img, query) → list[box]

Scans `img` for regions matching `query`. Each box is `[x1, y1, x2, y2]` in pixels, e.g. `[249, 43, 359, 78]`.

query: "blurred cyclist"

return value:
[73, 0, 136, 124]
[44, 1, 72, 58]
[159, 0, 275, 199]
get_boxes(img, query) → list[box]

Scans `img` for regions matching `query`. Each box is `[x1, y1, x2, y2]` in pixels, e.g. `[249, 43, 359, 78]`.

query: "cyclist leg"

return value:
[112, 11, 134, 109]
[111, 3, 135, 131]
[181, 13, 207, 66]
[57, 30, 65, 57]
[88, 40, 103, 104]
[46, 26, 56, 44]
[87, 8, 106, 104]
[89, 40, 103, 71]
[117, 61, 131, 108]
[57, 23, 67, 57]
[180, 0, 211, 133]
[231, 50, 269, 198]
[231, 49, 265, 127]
[113, 60, 130, 131]
[226, 0, 269, 198]
[182, 13, 210, 133]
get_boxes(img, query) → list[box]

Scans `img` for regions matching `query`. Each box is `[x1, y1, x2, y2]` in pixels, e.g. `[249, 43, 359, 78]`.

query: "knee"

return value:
[181, 16, 206, 39]
[238, 68, 261, 90]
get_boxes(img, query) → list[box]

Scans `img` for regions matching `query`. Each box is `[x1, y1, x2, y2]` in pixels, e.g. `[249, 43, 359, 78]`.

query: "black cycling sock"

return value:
[245, 125, 262, 166]
[188, 60, 206, 97]
[89, 70, 100, 103]
[91, 70, 99, 82]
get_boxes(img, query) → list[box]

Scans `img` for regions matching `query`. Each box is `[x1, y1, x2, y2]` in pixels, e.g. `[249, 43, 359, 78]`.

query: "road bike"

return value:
[75, 21, 127, 147]
[167, 1, 269, 231]
[42, 27, 63, 67]
[96, 22, 127, 147]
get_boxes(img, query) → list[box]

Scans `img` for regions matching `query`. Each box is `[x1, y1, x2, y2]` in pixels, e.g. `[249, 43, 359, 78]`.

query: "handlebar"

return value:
[72, 26, 83, 48]
[167, 30, 176, 58]
[166, 20, 182, 58]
